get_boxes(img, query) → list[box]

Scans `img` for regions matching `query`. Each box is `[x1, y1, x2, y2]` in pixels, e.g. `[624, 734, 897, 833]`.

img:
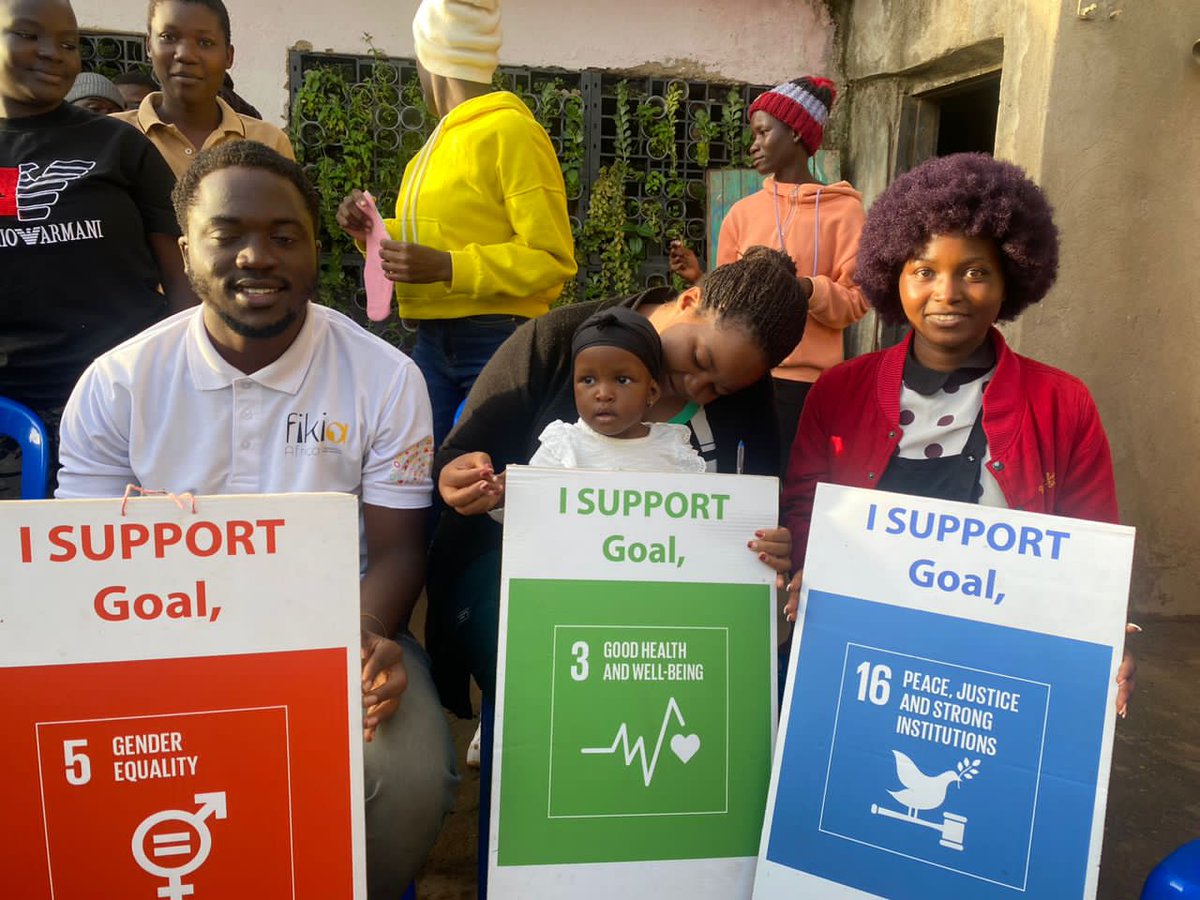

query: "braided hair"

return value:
[695, 246, 807, 368]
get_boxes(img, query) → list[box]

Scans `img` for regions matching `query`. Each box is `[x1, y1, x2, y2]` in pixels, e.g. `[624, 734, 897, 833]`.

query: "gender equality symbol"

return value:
[131, 791, 228, 899]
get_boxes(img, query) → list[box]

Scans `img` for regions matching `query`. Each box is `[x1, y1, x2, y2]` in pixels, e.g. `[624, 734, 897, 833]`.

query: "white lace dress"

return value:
[527, 419, 709, 473]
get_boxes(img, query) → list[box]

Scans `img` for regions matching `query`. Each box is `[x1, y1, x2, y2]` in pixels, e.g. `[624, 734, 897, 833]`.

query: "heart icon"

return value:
[670, 733, 701, 764]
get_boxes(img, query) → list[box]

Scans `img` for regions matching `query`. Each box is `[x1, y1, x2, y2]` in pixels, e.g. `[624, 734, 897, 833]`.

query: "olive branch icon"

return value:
[956, 757, 982, 780]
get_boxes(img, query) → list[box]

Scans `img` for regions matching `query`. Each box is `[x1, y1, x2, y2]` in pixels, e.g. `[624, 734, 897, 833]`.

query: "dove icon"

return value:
[888, 750, 960, 816]
[871, 751, 980, 851]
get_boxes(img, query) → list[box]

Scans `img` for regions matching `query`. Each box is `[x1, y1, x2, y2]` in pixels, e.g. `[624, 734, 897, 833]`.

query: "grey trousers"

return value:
[364, 633, 460, 898]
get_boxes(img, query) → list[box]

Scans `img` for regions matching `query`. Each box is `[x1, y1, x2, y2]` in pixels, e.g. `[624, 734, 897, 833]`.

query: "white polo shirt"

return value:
[57, 303, 434, 513]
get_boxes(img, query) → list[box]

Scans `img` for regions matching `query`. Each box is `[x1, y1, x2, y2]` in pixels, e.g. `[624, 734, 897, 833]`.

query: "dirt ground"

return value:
[413, 613, 1200, 899]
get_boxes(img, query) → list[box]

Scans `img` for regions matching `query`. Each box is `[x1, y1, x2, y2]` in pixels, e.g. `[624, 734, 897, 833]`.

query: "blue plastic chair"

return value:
[0, 397, 51, 499]
[1143, 840, 1200, 898]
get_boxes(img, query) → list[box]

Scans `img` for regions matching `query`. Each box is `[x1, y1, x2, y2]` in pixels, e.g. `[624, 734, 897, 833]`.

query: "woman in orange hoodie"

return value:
[671, 76, 867, 468]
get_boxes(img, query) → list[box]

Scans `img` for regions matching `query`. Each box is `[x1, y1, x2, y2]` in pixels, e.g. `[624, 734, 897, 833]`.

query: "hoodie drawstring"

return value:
[811, 187, 823, 277]
[398, 119, 445, 244]
[771, 182, 825, 278]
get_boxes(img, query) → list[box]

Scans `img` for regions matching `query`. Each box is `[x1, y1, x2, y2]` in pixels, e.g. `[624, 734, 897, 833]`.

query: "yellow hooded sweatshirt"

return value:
[381, 90, 577, 320]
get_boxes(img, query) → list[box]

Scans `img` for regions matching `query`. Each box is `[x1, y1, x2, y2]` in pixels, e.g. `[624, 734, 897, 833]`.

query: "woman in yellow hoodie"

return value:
[670, 76, 867, 468]
[338, 0, 577, 445]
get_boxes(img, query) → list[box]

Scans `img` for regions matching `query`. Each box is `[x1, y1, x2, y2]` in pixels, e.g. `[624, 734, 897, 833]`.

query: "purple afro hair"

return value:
[856, 153, 1059, 325]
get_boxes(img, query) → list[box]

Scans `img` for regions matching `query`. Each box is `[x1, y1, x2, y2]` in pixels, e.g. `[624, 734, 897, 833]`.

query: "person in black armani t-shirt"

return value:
[0, 0, 194, 497]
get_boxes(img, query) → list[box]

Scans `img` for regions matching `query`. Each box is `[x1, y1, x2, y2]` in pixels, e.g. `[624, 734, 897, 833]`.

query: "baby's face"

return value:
[573, 345, 660, 439]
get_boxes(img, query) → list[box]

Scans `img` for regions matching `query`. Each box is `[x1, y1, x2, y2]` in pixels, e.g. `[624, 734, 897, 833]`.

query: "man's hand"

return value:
[380, 240, 453, 284]
[438, 451, 506, 515]
[668, 240, 702, 284]
[361, 630, 408, 742]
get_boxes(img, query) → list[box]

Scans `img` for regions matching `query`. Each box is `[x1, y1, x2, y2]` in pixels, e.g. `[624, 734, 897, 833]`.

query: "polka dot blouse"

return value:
[896, 348, 1008, 508]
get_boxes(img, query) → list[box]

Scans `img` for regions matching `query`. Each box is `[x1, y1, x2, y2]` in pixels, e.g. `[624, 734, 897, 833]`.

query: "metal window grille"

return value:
[80, 32, 150, 78]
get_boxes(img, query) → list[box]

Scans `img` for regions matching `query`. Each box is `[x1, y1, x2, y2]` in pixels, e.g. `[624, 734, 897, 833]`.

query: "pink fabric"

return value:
[362, 192, 393, 322]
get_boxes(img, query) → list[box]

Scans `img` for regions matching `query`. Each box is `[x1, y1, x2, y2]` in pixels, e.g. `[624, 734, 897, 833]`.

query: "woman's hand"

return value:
[438, 451, 506, 515]
[749, 526, 792, 587]
[669, 240, 702, 284]
[1117, 623, 1139, 717]
[336, 189, 372, 243]
[783, 569, 803, 622]
[361, 631, 408, 742]
[380, 240, 453, 284]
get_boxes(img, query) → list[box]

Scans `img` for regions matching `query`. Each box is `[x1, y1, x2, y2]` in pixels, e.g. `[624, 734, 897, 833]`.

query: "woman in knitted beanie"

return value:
[670, 76, 868, 469]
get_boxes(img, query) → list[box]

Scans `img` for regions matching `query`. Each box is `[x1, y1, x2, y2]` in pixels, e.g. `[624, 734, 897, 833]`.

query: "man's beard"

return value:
[214, 305, 300, 340]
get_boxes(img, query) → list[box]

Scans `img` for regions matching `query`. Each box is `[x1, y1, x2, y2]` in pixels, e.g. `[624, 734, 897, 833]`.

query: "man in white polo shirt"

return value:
[56, 141, 457, 897]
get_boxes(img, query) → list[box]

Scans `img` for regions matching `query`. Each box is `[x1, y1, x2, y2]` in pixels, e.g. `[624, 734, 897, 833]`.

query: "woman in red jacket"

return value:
[781, 152, 1134, 712]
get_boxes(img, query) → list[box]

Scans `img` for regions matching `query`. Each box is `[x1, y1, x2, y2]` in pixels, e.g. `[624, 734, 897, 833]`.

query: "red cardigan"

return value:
[782, 329, 1119, 565]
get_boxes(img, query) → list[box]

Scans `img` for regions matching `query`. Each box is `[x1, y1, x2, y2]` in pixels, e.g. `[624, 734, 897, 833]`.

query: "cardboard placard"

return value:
[755, 484, 1134, 899]
[491, 467, 779, 897]
[0, 493, 366, 900]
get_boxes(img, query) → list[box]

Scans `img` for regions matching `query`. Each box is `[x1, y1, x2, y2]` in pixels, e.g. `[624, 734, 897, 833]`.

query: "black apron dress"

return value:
[878, 408, 988, 504]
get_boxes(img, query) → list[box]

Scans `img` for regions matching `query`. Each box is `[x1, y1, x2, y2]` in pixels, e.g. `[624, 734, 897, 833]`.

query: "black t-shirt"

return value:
[0, 103, 179, 410]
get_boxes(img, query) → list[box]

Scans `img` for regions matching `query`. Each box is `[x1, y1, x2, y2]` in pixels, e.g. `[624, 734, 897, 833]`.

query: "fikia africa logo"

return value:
[284, 412, 351, 456]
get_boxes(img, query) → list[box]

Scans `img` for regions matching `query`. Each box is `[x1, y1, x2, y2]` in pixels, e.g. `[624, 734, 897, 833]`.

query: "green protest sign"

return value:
[490, 468, 778, 896]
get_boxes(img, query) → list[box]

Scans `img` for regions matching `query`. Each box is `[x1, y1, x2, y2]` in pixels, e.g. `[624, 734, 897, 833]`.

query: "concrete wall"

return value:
[839, 0, 1060, 201]
[841, 0, 1200, 614]
[1014, 0, 1200, 616]
[71, 0, 835, 126]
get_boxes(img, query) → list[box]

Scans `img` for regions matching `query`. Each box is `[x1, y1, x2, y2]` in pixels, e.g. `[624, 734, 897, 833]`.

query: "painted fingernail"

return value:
[755, 531, 765, 538]
[759, 553, 768, 562]
[747, 540, 755, 549]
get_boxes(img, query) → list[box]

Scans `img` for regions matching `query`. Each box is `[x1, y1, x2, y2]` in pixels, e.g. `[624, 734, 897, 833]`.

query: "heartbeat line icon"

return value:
[580, 697, 700, 786]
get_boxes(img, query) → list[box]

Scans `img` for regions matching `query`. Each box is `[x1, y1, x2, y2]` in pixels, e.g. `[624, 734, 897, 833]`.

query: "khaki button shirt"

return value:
[112, 92, 294, 178]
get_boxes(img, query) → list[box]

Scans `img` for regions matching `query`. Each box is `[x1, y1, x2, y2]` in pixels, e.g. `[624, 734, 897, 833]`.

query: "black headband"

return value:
[571, 307, 663, 379]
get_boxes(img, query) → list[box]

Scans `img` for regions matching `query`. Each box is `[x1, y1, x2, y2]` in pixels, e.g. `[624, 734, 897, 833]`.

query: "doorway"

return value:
[875, 71, 1003, 349]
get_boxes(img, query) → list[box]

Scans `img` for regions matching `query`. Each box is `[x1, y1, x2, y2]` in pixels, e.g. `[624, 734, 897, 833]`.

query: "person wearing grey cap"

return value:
[64, 70, 124, 114]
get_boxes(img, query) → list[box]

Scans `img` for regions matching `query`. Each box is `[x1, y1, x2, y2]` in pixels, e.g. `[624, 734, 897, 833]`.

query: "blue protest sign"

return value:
[754, 485, 1133, 899]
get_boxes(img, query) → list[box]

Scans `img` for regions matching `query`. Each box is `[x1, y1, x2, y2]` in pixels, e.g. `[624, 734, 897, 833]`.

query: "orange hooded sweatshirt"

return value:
[715, 178, 867, 382]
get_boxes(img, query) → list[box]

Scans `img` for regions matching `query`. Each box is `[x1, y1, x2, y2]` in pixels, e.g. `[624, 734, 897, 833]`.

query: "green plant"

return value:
[558, 89, 586, 201]
[614, 79, 634, 166]
[721, 87, 751, 166]
[638, 82, 684, 173]
[290, 35, 419, 340]
[692, 107, 719, 167]
[578, 81, 647, 298]
[580, 161, 634, 298]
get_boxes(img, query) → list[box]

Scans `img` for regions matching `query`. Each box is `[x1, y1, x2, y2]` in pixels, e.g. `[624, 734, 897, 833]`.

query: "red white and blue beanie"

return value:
[748, 76, 837, 156]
